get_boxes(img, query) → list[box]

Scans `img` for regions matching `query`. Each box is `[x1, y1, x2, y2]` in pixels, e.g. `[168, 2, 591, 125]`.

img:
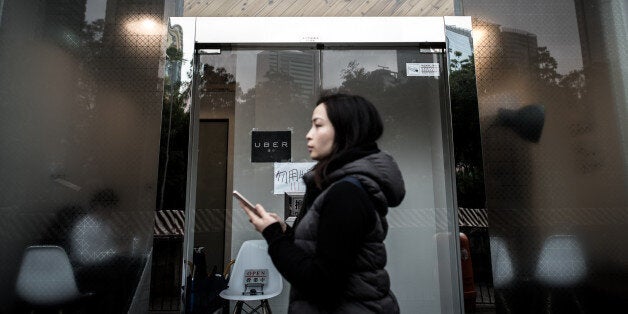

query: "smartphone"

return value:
[233, 190, 259, 216]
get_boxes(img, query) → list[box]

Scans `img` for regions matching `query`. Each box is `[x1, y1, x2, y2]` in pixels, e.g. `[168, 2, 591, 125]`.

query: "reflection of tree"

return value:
[241, 69, 302, 105]
[199, 64, 239, 109]
[536, 47, 562, 86]
[328, 57, 486, 208]
[534, 46, 586, 105]
[558, 69, 586, 100]
[237, 67, 313, 132]
[449, 45, 586, 208]
[325, 60, 414, 123]
[449, 53, 486, 208]
[166, 45, 183, 61]
[156, 46, 190, 210]
[75, 19, 105, 111]
[329, 60, 399, 95]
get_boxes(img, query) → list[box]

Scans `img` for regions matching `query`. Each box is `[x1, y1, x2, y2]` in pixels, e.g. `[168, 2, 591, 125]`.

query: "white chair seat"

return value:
[490, 237, 515, 289]
[15, 245, 83, 306]
[534, 235, 586, 287]
[219, 240, 283, 301]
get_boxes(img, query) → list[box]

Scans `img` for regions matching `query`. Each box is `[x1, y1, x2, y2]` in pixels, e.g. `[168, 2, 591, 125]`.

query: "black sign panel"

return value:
[251, 131, 291, 162]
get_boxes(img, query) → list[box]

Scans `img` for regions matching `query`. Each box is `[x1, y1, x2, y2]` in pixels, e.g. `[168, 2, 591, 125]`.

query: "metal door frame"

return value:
[175, 16, 472, 313]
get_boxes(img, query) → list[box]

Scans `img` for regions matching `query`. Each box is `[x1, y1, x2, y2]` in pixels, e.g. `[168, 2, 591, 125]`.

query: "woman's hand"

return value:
[268, 212, 287, 232]
[239, 202, 286, 233]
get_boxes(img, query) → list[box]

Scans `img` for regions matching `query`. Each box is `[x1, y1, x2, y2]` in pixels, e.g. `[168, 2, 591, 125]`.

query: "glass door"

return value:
[321, 48, 458, 312]
[170, 14, 466, 314]
[186, 46, 460, 313]
[188, 48, 320, 281]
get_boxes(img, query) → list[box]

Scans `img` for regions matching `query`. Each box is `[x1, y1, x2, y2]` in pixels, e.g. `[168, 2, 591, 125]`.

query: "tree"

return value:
[156, 47, 190, 210]
[198, 64, 239, 108]
[533, 46, 587, 107]
[536, 46, 563, 86]
[449, 53, 486, 208]
[330, 56, 486, 208]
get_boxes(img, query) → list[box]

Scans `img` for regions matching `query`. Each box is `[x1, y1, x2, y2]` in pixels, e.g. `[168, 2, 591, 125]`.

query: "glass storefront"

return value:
[463, 0, 628, 312]
[179, 17, 464, 313]
[2, 1, 626, 313]
[0, 1, 165, 313]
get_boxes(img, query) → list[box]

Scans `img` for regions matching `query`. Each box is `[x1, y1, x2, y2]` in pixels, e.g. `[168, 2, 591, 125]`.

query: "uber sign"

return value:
[251, 131, 291, 162]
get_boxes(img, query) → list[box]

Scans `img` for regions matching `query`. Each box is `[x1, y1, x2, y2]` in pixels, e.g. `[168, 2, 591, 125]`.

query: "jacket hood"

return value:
[325, 151, 406, 211]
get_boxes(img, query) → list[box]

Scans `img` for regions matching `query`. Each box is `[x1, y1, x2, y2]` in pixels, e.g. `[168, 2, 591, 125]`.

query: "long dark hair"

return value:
[312, 94, 383, 186]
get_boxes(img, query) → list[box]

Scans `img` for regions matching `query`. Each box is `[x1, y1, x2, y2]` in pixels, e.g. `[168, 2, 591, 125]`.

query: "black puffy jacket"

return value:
[264, 150, 405, 313]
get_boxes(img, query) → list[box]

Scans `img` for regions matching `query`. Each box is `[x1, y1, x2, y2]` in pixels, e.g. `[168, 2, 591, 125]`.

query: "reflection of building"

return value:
[166, 24, 183, 84]
[500, 27, 538, 80]
[473, 21, 540, 96]
[574, 0, 628, 172]
[168, 24, 183, 52]
[446, 25, 473, 61]
[256, 50, 317, 99]
[572, 0, 627, 203]
[469, 1, 628, 312]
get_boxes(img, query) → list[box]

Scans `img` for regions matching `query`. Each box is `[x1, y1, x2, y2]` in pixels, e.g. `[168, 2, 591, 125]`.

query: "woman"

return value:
[241, 94, 405, 313]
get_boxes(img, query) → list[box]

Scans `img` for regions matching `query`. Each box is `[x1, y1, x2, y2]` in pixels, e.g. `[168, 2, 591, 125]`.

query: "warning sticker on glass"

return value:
[406, 63, 440, 77]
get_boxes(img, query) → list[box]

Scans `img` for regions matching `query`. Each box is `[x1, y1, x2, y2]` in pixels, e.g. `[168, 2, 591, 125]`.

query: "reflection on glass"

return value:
[188, 47, 458, 312]
[1, 1, 167, 313]
[322, 49, 456, 312]
[149, 18, 193, 312]
[465, 0, 628, 312]
[534, 235, 586, 287]
[219, 49, 318, 243]
[71, 215, 117, 265]
[124, 16, 162, 35]
[157, 20, 191, 211]
[489, 237, 514, 289]
[15, 246, 85, 308]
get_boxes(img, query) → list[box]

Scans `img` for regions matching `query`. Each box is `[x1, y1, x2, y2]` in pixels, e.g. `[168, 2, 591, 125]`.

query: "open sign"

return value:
[243, 268, 269, 295]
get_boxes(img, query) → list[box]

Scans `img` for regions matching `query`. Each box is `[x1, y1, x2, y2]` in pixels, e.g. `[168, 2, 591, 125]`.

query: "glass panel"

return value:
[188, 47, 459, 313]
[0, 1, 165, 313]
[190, 49, 320, 312]
[149, 17, 193, 311]
[445, 16, 492, 310]
[463, 0, 628, 312]
[321, 49, 459, 313]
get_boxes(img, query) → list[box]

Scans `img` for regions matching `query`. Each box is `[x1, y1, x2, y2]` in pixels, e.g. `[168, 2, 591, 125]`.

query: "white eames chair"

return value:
[16, 245, 91, 310]
[220, 240, 283, 313]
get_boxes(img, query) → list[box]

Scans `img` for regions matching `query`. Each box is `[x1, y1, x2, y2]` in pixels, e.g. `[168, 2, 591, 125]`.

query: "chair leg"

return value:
[233, 301, 244, 314]
[261, 299, 272, 314]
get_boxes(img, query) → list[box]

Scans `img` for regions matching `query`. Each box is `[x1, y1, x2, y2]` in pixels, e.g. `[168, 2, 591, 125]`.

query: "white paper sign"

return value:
[274, 162, 316, 194]
[406, 63, 440, 77]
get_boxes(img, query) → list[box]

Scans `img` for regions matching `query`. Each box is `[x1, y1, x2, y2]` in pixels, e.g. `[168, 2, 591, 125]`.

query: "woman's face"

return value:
[306, 103, 335, 160]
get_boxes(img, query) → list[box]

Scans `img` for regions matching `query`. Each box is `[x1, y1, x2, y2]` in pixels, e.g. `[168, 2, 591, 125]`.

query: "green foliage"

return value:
[156, 56, 191, 210]
[329, 55, 487, 208]
[166, 45, 183, 61]
[449, 53, 486, 208]
[536, 47, 562, 86]
[199, 64, 239, 106]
